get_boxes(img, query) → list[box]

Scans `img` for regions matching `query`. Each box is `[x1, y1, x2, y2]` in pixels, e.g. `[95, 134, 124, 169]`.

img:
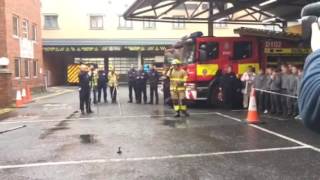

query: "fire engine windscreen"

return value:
[182, 43, 195, 64]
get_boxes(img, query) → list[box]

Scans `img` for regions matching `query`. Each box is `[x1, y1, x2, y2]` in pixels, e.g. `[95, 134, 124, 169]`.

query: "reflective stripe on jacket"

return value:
[168, 68, 187, 91]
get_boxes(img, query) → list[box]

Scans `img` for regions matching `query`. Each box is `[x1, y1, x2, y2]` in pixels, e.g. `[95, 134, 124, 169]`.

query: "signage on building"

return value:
[20, 38, 34, 59]
[264, 48, 311, 55]
[43, 45, 168, 52]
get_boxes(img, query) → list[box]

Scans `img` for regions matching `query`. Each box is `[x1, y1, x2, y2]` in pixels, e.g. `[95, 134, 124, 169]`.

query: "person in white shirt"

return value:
[241, 66, 256, 108]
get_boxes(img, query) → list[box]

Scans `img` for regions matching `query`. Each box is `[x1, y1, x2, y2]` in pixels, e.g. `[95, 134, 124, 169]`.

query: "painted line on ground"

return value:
[0, 112, 218, 125]
[214, 112, 320, 153]
[0, 146, 307, 170]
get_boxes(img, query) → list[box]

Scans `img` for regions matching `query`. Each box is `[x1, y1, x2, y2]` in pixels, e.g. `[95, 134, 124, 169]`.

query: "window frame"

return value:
[172, 15, 186, 29]
[214, 22, 228, 29]
[22, 19, 29, 39]
[12, 15, 20, 37]
[199, 42, 219, 62]
[44, 14, 59, 30]
[14, 58, 21, 78]
[232, 41, 253, 61]
[31, 24, 37, 41]
[90, 15, 104, 30]
[33, 60, 38, 77]
[24, 59, 30, 78]
[143, 19, 156, 30]
[118, 16, 133, 30]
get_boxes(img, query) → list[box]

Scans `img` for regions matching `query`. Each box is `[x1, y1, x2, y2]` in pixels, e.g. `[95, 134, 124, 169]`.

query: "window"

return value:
[143, 19, 156, 29]
[31, 24, 37, 41]
[33, 60, 38, 77]
[14, 59, 21, 78]
[199, 42, 219, 62]
[90, 16, 104, 29]
[12, 15, 19, 37]
[24, 59, 29, 77]
[44, 15, 59, 29]
[109, 57, 137, 75]
[22, 19, 29, 39]
[118, 16, 133, 29]
[214, 22, 228, 29]
[173, 16, 185, 29]
[233, 41, 253, 60]
[182, 44, 195, 64]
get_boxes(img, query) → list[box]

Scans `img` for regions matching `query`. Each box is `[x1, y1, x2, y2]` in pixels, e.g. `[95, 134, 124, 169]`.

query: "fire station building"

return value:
[41, 0, 252, 85]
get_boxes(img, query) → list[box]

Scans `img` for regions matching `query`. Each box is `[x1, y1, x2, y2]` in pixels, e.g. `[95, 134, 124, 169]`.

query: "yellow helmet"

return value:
[109, 65, 114, 71]
[171, 59, 182, 65]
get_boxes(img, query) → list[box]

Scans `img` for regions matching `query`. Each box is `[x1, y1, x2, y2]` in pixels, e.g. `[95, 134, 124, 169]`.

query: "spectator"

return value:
[254, 68, 267, 113]
[127, 65, 137, 103]
[220, 65, 237, 109]
[148, 64, 160, 104]
[136, 66, 148, 104]
[97, 68, 108, 103]
[108, 67, 119, 103]
[78, 65, 93, 115]
[287, 66, 299, 117]
[280, 64, 290, 117]
[264, 67, 273, 114]
[298, 20, 320, 132]
[270, 69, 282, 115]
[241, 66, 256, 108]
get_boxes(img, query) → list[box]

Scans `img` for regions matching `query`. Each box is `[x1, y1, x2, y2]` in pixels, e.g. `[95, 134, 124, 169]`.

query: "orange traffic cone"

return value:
[15, 90, 24, 108]
[21, 88, 27, 104]
[246, 88, 262, 124]
[26, 86, 32, 103]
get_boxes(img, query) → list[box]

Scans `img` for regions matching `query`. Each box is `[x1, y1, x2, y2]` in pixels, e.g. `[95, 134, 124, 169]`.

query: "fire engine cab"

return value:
[165, 28, 310, 106]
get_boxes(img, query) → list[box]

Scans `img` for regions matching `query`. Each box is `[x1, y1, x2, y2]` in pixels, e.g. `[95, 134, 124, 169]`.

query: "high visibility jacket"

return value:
[108, 72, 119, 87]
[167, 68, 187, 92]
[90, 73, 98, 88]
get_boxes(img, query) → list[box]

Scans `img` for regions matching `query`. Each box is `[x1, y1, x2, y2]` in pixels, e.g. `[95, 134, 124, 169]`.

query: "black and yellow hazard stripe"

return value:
[67, 64, 80, 84]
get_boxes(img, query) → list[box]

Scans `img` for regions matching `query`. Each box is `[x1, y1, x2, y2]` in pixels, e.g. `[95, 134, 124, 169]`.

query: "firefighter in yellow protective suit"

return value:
[167, 59, 189, 117]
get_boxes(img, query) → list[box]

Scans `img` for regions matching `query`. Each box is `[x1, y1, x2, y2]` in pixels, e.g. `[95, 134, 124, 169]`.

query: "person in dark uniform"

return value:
[148, 64, 160, 104]
[220, 65, 237, 109]
[97, 68, 108, 103]
[127, 65, 137, 103]
[162, 65, 172, 106]
[78, 65, 93, 115]
[136, 67, 148, 104]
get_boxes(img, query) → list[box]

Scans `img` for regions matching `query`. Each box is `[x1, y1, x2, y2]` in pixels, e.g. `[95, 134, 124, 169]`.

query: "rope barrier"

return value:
[255, 88, 298, 99]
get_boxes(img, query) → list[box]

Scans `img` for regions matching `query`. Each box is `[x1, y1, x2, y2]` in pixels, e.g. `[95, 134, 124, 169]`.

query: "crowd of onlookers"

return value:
[241, 64, 303, 119]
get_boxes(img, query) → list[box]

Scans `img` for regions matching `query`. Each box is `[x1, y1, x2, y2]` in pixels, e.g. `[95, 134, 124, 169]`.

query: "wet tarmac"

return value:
[0, 86, 320, 180]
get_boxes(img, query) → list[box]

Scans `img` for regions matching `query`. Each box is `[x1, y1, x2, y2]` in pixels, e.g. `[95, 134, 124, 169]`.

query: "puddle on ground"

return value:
[80, 134, 96, 144]
[163, 118, 189, 129]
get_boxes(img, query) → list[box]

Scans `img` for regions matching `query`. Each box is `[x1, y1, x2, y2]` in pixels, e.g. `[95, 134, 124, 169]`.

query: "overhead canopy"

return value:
[124, 0, 319, 26]
[234, 27, 302, 41]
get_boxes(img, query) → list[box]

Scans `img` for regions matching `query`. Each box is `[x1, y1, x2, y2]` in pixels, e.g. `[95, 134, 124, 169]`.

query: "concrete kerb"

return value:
[0, 108, 14, 116]
[32, 89, 75, 102]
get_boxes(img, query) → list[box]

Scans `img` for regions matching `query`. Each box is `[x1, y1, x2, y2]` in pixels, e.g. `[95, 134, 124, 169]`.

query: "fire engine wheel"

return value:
[208, 85, 223, 108]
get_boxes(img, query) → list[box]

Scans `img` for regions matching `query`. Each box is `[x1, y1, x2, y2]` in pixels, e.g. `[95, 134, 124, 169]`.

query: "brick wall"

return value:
[0, 0, 7, 56]
[0, 73, 13, 107]
[2, 0, 44, 94]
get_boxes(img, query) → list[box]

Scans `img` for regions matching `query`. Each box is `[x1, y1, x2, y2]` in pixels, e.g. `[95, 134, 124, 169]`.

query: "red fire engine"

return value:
[164, 28, 310, 106]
